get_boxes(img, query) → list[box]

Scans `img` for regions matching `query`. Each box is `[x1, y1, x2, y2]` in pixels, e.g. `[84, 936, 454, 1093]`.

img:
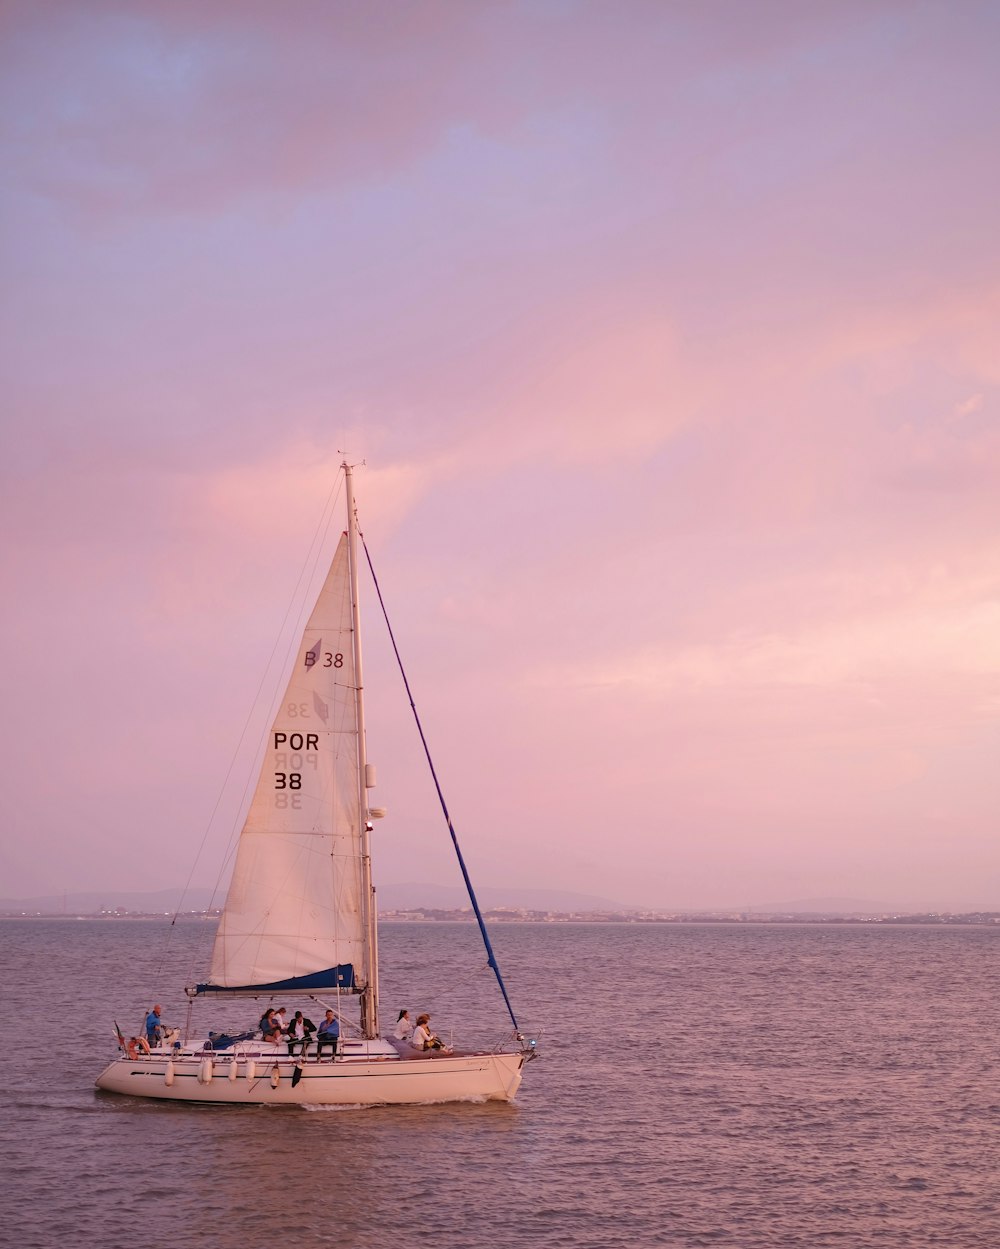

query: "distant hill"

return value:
[14, 886, 983, 919]
[0, 883, 629, 916]
[750, 897, 894, 916]
[376, 882, 629, 912]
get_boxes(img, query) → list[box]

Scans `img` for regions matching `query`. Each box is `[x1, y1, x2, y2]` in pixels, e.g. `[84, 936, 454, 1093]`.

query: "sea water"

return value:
[2, 918, 998, 1248]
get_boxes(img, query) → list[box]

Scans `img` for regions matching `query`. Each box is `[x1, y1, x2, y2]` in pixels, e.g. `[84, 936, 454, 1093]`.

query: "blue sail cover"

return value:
[192, 964, 357, 998]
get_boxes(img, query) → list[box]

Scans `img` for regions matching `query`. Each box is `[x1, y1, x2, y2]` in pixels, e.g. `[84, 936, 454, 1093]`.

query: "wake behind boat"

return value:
[96, 461, 535, 1105]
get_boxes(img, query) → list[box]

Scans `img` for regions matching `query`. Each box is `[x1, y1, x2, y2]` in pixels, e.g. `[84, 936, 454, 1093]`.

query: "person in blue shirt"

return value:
[145, 1005, 165, 1046]
[258, 1008, 282, 1042]
[316, 1010, 340, 1059]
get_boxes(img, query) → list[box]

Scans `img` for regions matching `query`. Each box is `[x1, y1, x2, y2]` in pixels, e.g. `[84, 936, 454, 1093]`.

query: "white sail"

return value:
[204, 532, 368, 994]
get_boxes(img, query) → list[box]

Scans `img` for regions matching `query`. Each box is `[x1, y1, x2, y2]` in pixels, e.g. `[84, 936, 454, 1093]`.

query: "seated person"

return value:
[315, 1010, 340, 1059]
[410, 1013, 446, 1051]
[258, 1009, 283, 1043]
[285, 1010, 316, 1056]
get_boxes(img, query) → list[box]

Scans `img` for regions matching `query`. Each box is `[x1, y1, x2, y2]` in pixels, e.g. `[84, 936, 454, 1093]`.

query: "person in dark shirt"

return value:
[285, 1010, 316, 1057]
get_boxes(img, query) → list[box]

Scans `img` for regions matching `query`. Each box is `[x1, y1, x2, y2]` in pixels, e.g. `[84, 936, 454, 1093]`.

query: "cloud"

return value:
[3, 1, 1000, 906]
[0, 2, 522, 218]
[554, 594, 1000, 702]
[951, 392, 984, 419]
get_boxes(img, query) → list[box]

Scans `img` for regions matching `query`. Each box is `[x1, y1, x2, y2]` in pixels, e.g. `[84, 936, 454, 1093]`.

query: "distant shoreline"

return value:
[3, 909, 999, 926]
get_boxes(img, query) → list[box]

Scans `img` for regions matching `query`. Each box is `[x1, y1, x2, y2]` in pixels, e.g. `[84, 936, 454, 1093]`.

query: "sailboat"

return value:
[96, 462, 534, 1105]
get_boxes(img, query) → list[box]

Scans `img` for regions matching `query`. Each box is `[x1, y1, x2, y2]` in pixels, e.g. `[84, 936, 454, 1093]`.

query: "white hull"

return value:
[95, 1044, 526, 1105]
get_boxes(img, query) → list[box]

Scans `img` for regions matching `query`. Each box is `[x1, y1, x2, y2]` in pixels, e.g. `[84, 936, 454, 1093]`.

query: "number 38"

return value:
[304, 651, 344, 669]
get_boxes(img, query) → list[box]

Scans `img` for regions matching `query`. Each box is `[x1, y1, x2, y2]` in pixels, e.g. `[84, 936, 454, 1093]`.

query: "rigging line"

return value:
[360, 534, 521, 1035]
[211, 474, 345, 898]
[166, 475, 345, 993]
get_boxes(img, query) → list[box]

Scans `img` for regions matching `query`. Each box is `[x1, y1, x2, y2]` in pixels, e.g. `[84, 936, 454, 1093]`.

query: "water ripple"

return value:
[3, 919, 1000, 1248]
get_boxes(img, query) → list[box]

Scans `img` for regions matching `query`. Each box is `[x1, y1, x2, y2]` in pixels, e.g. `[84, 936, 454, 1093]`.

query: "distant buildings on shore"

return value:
[377, 907, 1000, 925]
[8, 905, 998, 925]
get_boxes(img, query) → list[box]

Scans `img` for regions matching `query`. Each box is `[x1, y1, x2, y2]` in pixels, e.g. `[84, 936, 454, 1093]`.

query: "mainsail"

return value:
[195, 533, 368, 996]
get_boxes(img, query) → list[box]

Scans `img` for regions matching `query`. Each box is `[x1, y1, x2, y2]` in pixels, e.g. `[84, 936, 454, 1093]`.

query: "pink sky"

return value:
[2, 1, 999, 910]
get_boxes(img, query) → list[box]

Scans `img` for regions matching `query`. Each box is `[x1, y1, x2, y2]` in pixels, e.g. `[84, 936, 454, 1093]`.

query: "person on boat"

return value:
[273, 1006, 289, 1037]
[410, 1014, 445, 1051]
[145, 1005, 167, 1046]
[285, 1010, 316, 1057]
[126, 1035, 150, 1059]
[315, 1010, 340, 1059]
[258, 1009, 282, 1043]
[393, 1009, 412, 1041]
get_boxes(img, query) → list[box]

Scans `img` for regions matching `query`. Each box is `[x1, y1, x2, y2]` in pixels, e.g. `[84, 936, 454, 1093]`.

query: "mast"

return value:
[345, 461, 380, 1038]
